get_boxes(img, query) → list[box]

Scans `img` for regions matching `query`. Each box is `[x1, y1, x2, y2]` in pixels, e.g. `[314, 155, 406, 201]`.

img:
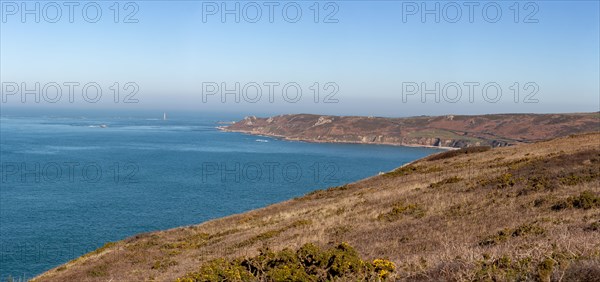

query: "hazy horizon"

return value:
[2, 1, 599, 116]
[1, 105, 599, 121]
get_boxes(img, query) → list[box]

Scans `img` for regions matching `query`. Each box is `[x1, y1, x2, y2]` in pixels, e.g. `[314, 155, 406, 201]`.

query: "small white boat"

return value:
[99, 124, 108, 128]
[255, 139, 269, 143]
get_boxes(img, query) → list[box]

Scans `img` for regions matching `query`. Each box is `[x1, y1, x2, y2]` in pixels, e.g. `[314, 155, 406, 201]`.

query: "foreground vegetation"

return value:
[176, 243, 396, 281]
[33, 133, 600, 281]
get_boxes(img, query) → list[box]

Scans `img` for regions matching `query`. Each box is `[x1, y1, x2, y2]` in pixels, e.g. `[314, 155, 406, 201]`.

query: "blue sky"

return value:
[1, 1, 599, 117]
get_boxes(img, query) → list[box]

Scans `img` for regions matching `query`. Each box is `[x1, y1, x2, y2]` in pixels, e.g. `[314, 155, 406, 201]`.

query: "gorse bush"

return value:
[175, 243, 396, 282]
[428, 176, 463, 189]
[383, 165, 422, 177]
[377, 202, 426, 221]
[551, 190, 600, 211]
[479, 223, 546, 246]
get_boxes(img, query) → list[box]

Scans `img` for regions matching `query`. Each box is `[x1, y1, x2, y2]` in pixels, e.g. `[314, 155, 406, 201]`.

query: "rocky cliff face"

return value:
[222, 113, 599, 148]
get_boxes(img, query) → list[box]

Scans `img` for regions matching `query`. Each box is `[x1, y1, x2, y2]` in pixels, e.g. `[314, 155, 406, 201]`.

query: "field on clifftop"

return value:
[34, 133, 600, 282]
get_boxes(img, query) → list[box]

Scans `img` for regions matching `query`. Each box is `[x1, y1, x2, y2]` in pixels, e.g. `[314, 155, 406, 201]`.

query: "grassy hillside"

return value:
[222, 113, 600, 148]
[34, 133, 600, 281]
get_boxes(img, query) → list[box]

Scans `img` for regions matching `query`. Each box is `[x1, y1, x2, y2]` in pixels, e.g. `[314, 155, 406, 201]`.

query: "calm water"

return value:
[0, 113, 442, 280]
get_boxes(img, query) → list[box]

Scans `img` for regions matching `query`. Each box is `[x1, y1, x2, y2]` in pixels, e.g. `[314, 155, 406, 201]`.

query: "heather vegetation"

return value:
[33, 133, 600, 282]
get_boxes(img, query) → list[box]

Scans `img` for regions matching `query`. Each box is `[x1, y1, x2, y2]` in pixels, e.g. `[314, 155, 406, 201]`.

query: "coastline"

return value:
[33, 130, 454, 281]
[32, 130, 452, 281]
[32, 133, 600, 281]
[217, 127, 458, 150]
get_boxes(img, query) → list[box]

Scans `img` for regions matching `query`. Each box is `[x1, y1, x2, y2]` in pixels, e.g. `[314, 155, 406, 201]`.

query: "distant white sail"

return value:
[163, 113, 167, 120]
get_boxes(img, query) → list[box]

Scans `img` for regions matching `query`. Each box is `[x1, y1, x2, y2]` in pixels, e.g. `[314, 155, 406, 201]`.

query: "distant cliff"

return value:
[221, 113, 600, 148]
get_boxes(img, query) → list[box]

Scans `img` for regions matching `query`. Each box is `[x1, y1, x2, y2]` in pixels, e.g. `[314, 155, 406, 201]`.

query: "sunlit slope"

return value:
[35, 133, 600, 281]
[223, 113, 600, 148]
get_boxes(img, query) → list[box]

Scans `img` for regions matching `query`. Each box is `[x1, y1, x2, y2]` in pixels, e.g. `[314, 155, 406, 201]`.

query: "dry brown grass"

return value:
[33, 133, 600, 282]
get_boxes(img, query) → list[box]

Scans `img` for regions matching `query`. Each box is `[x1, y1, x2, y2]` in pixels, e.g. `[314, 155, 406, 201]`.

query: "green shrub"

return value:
[176, 243, 397, 281]
[479, 223, 545, 246]
[473, 255, 533, 281]
[429, 176, 463, 189]
[471, 251, 596, 282]
[571, 191, 600, 209]
[378, 202, 426, 221]
[559, 168, 600, 186]
[552, 191, 600, 211]
[537, 258, 554, 282]
[151, 259, 178, 270]
[373, 258, 396, 279]
[480, 173, 517, 190]
[176, 258, 256, 282]
[497, 173, 516, 189]
[383, 165, 421, 177]
[479, 228, 511, 246]
[525, 175, 550, 191]
[87, 264, 108, 277]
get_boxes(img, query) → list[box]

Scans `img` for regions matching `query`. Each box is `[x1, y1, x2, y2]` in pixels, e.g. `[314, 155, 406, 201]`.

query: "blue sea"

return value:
[0, 111, 442, 280]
